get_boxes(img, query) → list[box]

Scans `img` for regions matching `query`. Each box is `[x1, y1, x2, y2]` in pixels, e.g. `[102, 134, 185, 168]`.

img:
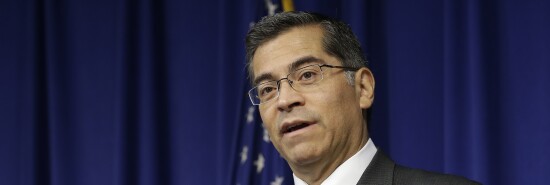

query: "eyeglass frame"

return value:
[248, 64, 360, 105]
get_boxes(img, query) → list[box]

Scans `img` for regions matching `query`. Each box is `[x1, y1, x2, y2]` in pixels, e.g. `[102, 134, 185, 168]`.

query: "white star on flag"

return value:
[264, 0, 278, 16]
[240, 146, 249, 164]
[263, 126, 270, 143]
[253, 153, 265, 173]
[270, 175, 284, 185]
[246, 106, 255, 124]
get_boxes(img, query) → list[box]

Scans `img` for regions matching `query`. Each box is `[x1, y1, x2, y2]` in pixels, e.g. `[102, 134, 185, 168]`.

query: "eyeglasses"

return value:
[249, 64, 359, 105]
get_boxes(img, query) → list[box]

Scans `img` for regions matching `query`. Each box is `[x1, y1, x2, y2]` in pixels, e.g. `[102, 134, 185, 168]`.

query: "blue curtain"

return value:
[1, 0, 549, 185]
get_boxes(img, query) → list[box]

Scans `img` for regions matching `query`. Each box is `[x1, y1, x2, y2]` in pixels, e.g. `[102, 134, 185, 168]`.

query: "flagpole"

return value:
[281, 0, 294, 12]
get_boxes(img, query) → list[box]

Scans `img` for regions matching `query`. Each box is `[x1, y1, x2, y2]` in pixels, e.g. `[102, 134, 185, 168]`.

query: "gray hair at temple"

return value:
[245, 11, 368, 85]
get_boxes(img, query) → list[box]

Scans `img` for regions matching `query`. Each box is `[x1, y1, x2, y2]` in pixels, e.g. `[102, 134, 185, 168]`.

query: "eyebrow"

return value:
[253, 73, 275, 86]
[288, 56, 325, 73]
[253, 56, 326, 85]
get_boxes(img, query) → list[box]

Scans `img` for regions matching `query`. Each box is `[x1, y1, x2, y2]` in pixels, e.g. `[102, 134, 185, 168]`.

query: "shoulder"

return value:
[358, 150, 480, 185]
[393, 165, 480, 185]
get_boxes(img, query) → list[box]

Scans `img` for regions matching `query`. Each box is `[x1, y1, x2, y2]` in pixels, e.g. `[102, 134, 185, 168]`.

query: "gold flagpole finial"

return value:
[281, 0, 294, 12]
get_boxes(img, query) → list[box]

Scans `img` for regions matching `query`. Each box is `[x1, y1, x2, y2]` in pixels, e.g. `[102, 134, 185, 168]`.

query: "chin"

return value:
[285, 146, 323, 166]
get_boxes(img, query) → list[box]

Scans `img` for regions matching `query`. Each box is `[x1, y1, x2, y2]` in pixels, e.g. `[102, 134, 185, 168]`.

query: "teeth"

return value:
[289, 125, 297, 131]
[286, 123, 308, 133]
[288, 126, 297, 132]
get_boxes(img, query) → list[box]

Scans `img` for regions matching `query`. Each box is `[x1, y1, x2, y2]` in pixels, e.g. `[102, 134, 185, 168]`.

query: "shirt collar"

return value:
[293, 138, 377, 185]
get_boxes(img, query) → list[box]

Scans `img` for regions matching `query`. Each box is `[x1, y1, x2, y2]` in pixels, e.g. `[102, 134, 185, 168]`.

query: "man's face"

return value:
[251, 25, 373, 169]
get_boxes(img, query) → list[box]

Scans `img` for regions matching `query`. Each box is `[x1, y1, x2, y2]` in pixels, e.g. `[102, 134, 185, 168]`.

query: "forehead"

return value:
[252, 25, 336, 82]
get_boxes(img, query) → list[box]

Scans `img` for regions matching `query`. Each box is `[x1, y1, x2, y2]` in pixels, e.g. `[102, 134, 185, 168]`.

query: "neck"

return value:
[292, 127, 369, 185]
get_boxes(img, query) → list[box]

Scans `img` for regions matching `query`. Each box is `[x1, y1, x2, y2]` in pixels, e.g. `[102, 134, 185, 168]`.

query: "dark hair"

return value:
[245, 11, 368, 84]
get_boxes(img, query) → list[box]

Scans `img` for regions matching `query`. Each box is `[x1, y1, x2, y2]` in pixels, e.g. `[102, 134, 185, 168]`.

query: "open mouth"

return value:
[282, 122, 313, 134]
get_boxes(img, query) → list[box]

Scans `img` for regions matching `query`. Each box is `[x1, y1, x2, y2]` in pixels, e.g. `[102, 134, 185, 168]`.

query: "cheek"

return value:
[259, 107, 278, 136]
[259, 106, 273, 124]
[315, 82, 353, 105]
[316, 84, 358, 123]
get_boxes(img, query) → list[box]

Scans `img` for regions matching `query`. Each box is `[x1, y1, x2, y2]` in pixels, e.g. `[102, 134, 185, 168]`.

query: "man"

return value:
[245, 11, 479, 185]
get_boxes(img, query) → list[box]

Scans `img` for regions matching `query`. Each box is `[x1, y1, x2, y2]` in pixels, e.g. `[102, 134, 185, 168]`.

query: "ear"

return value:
[354, 68, 375, 109]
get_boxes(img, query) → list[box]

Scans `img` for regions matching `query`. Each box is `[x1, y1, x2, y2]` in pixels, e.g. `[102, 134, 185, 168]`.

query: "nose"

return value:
[276, 79, 304, 112]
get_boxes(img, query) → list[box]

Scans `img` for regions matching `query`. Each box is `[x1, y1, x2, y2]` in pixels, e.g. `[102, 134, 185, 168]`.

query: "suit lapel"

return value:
[356, 150, 395, 185]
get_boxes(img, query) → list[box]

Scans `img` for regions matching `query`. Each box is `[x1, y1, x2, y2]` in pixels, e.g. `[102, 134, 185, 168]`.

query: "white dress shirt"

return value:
[293, 138, 377, 185]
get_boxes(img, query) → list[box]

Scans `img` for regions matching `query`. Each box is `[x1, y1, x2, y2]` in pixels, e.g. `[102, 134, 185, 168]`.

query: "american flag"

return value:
[231, 95, 293, 185]
[232, 1, 294, 185]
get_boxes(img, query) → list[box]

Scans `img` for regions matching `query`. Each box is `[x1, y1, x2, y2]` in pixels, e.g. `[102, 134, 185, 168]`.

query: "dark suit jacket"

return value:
[357, 150, 480, 185]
